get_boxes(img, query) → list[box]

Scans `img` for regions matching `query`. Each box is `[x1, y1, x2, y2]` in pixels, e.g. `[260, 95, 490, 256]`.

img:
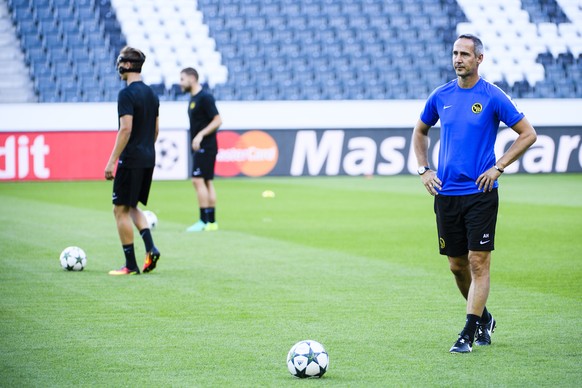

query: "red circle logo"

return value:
[216, 131, 279, 177]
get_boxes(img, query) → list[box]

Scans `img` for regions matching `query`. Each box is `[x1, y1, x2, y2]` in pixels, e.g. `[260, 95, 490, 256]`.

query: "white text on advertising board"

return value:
[0, 135, 50, 179]
[290, 129, 582, 176]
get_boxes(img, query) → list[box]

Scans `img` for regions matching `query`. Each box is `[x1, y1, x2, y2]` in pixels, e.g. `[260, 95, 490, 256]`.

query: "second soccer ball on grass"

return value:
[143, 210, 158, 230]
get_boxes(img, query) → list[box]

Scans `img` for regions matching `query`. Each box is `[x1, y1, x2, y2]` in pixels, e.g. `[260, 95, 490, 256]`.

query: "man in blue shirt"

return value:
[412, 34, 537, 353]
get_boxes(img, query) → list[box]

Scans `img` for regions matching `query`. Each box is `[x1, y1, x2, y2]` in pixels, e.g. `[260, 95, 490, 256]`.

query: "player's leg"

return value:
[206, 151, 217, 209]
[435, 195, 472, 301]
[466, 250, 490, 317]
[130, 167, 160, 273]
[109, 167, 140, 275]
[193, 177, 210, 207]
[436, 195, 479, 353]
[130, 207, 161, 273]
[207, 179, 216, 207]
[203, 179, 218, 231]
[448, 254, 470, 299]
[114, 204, 133, 245]
[447, 253, 480, 353]
[448, 252, 494, 346]
[186, 177, 210, 231]
[188, 151, 216, 232]
[130, 206, 148, 230]
[110, 204, 140, 274]
[466, 189, 499, 346]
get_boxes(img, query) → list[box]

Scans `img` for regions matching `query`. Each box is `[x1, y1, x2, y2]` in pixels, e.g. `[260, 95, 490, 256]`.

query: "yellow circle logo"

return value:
[472, 103, 482, 114]
[189, 102, 196, 110]
[439, 238, 446, 249]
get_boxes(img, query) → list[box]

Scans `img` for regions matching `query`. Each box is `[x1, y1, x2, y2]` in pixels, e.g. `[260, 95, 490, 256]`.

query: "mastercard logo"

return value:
[216, 131, 279, 177]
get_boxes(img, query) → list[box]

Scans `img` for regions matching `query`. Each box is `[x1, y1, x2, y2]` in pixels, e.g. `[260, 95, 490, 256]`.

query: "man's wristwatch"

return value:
[417, 166, 431, 175]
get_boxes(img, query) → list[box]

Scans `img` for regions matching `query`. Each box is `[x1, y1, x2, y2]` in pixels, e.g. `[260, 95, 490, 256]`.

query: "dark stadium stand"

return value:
[6, 0, 582, 102]
[200, 0, 467, 101]
[522, 0, 570, 23]
[9, 0, 125, 102]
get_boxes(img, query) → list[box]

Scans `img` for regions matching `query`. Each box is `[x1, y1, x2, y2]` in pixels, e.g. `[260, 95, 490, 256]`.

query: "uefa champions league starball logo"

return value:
[155, 137, 180, 171]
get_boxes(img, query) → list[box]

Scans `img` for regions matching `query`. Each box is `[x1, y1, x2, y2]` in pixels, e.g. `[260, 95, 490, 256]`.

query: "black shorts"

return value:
[192, 149, 216, 180]
[112, 166, 154, 207]
[434, 189, 499, 257]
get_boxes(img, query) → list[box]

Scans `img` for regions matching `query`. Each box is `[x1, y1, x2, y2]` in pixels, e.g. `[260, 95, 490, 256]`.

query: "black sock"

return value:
[205, 207, 215, 223]
[480, 307, 491, 324]
[140, 228, 154, 252]
[462, 314, 480, 340]
[200, 208, 208, 223]
[122, 244, 138, 270]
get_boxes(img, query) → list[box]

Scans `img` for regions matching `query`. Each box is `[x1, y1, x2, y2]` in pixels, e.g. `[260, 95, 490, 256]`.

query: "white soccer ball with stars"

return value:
[59, 246, 87, 271]
[143, 210, 158, 230]
[287, 340, 329, 378]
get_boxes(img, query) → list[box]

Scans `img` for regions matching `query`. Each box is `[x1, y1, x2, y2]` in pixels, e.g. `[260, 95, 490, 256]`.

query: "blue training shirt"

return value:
[420, 78, 524, 196]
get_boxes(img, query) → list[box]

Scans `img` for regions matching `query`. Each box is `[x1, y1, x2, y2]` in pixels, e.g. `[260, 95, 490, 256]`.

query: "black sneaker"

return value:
[450, 333, 473, 353]
[142, 248, 160, 273]
[475, 316, 496, 346]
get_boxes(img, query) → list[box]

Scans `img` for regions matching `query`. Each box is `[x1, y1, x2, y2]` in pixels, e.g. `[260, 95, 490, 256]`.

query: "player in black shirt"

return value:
[180, 67, 223, 232]
[105, 46, 161, 275]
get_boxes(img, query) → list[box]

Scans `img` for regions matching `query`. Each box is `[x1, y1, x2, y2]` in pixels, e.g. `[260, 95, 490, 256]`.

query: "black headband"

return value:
[116, 54, 145, 65]
[117, 54, 145, 74]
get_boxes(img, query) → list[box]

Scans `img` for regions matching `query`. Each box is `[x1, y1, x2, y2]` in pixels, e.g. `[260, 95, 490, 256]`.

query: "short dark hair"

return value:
[457, 34, 484, 57]
[181, 67, 199, 81]
[118, 46, 146, 71]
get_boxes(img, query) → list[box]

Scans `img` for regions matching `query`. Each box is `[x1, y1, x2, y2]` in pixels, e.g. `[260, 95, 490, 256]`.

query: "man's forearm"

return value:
[108, 127, 131, 164]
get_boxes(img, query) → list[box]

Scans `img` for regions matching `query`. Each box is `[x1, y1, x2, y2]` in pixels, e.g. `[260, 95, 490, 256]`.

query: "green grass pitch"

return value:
[1, 174, 581, 386]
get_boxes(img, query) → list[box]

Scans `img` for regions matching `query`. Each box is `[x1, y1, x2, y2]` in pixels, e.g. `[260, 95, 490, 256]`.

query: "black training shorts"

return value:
[434, 189, 499, 257]
[192, 149, 216, 180]
[112, 166, 154, 207]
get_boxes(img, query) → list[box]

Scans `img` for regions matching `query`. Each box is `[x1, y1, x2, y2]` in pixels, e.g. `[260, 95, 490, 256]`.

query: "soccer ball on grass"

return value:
[143, 210, 158, 230]
[287, 340, 329, 378]
[59, 246, 87, 271]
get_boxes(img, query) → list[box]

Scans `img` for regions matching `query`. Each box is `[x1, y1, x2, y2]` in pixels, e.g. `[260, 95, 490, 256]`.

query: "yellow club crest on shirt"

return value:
[472, 103, 483, 114]
[190, 102, 196, 110]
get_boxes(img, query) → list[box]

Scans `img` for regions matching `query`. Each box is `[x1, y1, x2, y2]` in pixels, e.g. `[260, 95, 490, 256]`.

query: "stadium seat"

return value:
[33, 7, 54, 23]
[82, 88, 103, 102]
[10, 0, 582, 101]
[16, 18, 36, 35]
[76, 6, 97, 23]
[53, 0, 72, 8]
